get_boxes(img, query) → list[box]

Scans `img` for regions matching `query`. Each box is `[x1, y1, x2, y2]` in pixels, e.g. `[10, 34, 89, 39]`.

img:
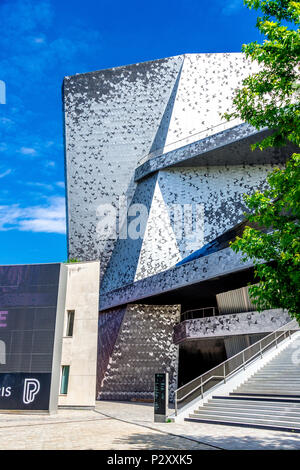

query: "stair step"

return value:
[215, 394, 300, 403]
[247, 375, 300, 378]
[232, 389, 300, 393]
[195, 408, 300, 420]
[240, 382, 300, 386]
[189, 412, 300, 425]
[258, 367, 299, 370]
[203, 403, 300, 414]
[242, 379, 300, 381]
[253, 377, 300, 380]
[256, 370, 300, 372]
[230, 392, 300, 398]
[257, 370, 299, 373]
[185, 416, 300, 433]
[181, 333, 300, 433]
[253, 375, 300, 378]
[210, 398, 300, 408]
[241, 385, 300, 388]
[236, 387, 300, 391]
[236, 384, 300, 387]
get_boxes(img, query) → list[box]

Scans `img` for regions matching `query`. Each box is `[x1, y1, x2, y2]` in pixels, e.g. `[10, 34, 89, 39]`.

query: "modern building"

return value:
[1, 53, 297, 414]
[0, 261, 99, 412]
[63, 52, 298, 403]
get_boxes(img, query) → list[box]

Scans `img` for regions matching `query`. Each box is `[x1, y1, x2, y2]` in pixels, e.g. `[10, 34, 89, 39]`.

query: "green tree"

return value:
[224, 0, 300, 323]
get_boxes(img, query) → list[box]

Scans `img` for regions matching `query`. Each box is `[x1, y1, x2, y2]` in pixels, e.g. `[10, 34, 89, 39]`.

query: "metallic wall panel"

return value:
[216, 285, 257, 314]
[224, 333, 267, 358]
[173, 309, 291, 344]
[97, 304, 180, 402]
[97, 306, 127, 394]
[224, 335, 250, 358]
[63, 55, 184, 281]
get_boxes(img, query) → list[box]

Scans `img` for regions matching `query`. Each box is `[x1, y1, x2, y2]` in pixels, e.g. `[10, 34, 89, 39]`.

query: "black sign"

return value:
[0, 373, 51, 410]
[0, 264, 61, 411]
[154, 373, 168, 421]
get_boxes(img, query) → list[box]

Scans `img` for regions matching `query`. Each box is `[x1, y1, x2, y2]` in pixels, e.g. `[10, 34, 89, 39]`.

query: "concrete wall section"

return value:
[97, 304, 180, 402]
[58, 261, 100, 408]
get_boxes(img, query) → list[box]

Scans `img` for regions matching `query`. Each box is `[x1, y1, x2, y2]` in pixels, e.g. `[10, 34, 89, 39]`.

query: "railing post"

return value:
[175, 390, 177, 416]
[260, 342, 262, 359]
[275, 332, 278, 348]
[223, 363, 226, 383]
[201, 377, 203, 399]
[243, 351, 246, 370]
[289, 330, 291, 340]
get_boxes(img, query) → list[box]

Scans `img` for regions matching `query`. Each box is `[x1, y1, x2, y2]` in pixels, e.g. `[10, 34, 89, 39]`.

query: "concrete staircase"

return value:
[185, 337, 300, 432]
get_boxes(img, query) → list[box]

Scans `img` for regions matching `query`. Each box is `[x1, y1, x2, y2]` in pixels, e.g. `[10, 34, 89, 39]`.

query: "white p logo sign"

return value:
[23, 379, 40, 404]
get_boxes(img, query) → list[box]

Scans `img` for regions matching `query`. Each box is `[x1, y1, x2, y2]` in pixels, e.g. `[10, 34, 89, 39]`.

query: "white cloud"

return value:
[0, 117, 14, 126]
[221, 0, 243, 15]
[33, 37, 45, 44]
[0, 196, 66, 234]
[25, 181, 53, 191]
[45, 160, 55, 168]
[0, 169, 12, 178]
[56, 181, 65, 188]
[18, 146, 37, 155]
[0, 204, 22, 229]
[19, 217, 65, 233]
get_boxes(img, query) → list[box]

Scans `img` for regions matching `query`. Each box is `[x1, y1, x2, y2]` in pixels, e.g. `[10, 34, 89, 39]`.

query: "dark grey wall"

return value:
[0, 263, 61, 411]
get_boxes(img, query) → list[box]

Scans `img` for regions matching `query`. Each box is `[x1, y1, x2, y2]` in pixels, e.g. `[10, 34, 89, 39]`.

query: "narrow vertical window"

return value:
[66, 310, 75, 337]
[60, 366, 70, 395]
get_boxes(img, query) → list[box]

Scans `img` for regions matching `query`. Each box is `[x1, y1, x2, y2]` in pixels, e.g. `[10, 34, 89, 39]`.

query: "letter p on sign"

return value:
[23, 379, 40, 404]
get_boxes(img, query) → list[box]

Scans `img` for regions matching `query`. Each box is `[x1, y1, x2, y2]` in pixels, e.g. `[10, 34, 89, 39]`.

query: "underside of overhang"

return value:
[130, 265, 256, 312]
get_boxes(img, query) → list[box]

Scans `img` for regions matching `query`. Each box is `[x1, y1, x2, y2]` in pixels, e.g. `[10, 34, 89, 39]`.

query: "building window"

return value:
[65, 310, 75, 337]
[60, 366, 70, 395]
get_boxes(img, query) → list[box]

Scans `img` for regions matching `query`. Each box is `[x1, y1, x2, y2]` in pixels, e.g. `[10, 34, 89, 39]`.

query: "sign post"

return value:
[154, 372, 168, 422]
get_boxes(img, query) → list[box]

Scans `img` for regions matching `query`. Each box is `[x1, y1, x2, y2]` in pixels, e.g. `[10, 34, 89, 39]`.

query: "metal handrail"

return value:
[174, 319, 298, 415]
[176, 330, 288, 403]
[137, 117, 242, 167]
[181, 307, 216, 321]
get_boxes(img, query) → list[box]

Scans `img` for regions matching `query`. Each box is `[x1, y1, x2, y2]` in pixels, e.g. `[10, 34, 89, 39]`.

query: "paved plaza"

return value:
[0, 401, 299, 450]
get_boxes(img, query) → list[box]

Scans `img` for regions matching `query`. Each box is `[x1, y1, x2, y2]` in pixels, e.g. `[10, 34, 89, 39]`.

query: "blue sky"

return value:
[0, 0, 261, 265]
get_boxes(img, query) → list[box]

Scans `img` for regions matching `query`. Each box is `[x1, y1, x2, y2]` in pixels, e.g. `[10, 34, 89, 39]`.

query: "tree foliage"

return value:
[225, 0, 300, 322]
[225, 0, 300, 150]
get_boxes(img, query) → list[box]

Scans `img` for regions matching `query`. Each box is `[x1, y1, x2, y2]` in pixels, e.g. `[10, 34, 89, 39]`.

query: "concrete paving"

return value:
[95, 400, 300, 450]
[0, 400, 299, 450]
[0, 408, 213, 450]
